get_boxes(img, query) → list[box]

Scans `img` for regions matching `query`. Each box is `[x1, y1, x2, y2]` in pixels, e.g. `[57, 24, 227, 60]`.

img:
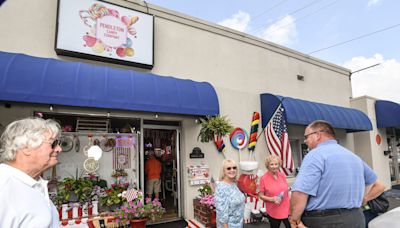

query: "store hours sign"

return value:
[55, 0, 154, 69]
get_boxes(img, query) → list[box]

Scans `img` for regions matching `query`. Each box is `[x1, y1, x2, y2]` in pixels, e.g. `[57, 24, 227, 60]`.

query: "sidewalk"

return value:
[244, 189, 400, 228]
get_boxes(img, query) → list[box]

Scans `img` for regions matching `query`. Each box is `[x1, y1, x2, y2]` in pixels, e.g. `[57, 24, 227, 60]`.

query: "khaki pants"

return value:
[146, 179, 161, 195]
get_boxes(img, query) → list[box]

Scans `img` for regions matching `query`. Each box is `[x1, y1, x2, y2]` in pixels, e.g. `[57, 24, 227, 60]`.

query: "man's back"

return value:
[290, 120, 380, 228]
[292, 140, 376, 210]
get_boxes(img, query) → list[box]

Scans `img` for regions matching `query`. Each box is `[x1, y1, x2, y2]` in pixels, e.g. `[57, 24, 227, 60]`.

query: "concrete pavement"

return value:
[244, 189, 400, 228]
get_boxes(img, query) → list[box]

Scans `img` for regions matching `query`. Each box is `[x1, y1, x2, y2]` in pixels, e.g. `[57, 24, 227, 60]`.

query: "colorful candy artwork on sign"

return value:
[56, 0, 154, 68]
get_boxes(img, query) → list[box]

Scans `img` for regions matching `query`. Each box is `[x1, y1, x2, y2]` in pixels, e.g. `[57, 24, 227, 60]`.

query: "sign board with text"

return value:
[55, 0, 154, 69]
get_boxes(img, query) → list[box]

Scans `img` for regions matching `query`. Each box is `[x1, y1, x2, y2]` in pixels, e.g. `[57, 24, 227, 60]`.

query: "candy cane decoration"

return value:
[248, 112, 260, 160]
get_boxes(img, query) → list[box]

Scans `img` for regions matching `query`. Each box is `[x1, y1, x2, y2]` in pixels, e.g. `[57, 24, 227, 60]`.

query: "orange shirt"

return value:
[145, 157, 161, 180]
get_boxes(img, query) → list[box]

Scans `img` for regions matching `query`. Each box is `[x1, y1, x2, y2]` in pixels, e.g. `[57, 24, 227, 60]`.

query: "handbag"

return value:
[367, 193, 389, 214]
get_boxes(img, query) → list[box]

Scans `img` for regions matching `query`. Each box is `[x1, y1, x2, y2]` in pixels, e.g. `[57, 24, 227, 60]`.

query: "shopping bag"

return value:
[368, 193, 389, 214]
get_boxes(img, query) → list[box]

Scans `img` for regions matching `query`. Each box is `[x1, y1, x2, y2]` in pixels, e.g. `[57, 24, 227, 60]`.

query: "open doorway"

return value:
[142, 128, 180, 222]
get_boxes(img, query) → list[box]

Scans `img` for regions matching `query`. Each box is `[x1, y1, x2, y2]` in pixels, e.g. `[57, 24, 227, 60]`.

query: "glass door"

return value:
[140, 124, 182, 223]
[387, 128, 400, 185]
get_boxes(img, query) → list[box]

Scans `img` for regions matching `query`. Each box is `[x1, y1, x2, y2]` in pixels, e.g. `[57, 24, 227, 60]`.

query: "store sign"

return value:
[115, 137, 136, 148]
[55, 0, 154, 69]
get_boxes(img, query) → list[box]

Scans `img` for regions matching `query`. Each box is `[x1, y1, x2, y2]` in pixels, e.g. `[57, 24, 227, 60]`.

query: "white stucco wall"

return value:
[351, 96, 391, 189]
[0, 0, 361, 220]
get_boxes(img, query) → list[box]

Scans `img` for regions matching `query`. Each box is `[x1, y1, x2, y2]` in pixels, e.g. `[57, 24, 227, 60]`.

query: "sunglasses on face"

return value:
[50, 139, 61, 149]
[226, 166, 237, 171]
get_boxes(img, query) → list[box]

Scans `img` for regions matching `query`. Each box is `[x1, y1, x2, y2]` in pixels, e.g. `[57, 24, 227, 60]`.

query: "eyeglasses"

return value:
[304, 130, 329, 140]
[226, 166, 237, 171]
[304, 131, 319, 140]
[47, 139, 61, 149]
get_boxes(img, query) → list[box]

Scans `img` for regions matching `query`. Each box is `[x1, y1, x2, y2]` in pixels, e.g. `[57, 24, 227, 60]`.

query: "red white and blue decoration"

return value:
[230, 127, 249, 150]
[265, 104, 294, 176]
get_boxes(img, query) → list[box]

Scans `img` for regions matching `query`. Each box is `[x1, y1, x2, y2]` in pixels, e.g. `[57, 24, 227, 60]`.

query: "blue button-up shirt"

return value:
[292, 140, 377, 211]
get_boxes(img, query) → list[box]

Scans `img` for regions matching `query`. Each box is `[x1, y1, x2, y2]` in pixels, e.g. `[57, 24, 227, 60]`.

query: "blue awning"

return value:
[0, 51, 219, 116]
[260, 93, 372, 132]
[375, 100, 400, 128]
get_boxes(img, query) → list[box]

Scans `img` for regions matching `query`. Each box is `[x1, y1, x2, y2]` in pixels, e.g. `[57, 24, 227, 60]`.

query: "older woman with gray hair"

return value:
[259, 155, 290, 228]
[0, 117, 62, 228]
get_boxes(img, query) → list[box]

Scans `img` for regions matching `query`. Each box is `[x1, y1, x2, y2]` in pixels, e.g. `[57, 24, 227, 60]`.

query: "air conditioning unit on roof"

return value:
[76, 118, 109, 133]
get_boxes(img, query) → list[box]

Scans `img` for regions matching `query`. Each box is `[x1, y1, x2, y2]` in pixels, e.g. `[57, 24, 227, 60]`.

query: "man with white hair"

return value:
[0, 117, 62, 228]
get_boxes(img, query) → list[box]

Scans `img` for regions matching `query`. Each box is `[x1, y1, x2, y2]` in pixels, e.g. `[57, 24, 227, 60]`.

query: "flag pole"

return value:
[256, 99, 285, 141]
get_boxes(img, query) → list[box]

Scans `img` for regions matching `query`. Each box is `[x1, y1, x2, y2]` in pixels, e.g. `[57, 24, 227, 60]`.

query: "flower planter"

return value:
[210, 209, 216, 227]
[193, 198, 216, 227]
[130, 218, 148, 228]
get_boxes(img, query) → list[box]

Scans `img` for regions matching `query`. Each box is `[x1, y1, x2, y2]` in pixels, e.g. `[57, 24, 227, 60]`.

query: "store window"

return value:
[37, 112, 143, 221]
[289, 140, 308, 176]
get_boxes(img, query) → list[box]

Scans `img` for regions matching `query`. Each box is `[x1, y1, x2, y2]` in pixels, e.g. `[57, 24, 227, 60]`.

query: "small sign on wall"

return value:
[55, 0, 154, 69]
[188, 164, 209, 186]
[190, 147, 204, 159]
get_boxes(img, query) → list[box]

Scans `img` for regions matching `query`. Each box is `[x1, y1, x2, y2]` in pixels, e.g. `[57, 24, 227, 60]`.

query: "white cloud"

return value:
[367, 0, 381, 7]
[261, 15, 297, 46]
[343, 54, 400, 103]
[218, 11, 250, 32]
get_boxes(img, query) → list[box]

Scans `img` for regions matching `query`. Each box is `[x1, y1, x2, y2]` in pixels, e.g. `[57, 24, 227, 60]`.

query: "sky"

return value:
[145, 0, 400, 103]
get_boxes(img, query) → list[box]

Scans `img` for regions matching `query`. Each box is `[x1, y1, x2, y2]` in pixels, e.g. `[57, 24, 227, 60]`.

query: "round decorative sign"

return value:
[230, 127, 249, 150]
[83, 158, 100, 173]
[118, 154, 126, 165]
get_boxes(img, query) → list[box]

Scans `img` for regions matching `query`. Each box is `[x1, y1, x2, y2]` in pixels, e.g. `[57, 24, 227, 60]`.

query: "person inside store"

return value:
[0, 117, 62, 228]
[215, 159, 245, 228]
[259, 155, 290, 228]
[290, 120, 386, 228]
[145, 150, 162, 199]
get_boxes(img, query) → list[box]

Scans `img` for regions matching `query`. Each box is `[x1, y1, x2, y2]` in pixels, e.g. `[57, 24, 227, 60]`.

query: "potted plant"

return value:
[197, 115, 234, 153]
[55, 177, 94, 204]
[196, 182, 216, 227]
[99, 183, 128, 211]
[198, 182, 213, 197]
[115, 188, 165, 228]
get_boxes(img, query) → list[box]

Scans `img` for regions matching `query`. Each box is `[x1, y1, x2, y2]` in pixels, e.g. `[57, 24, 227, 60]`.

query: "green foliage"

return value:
[115, 189, 165, 222]
[55, 177, 94, 205]
[100, 183, 128, 207]
[92, 179, 107, 188]
[197, 115, 234, 143]
[198, 182, 213, 195]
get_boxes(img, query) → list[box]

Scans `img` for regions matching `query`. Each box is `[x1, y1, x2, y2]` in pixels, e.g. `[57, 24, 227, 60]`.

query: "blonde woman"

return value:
[215, 159, 245, 228]
[259, 155, 290, 228]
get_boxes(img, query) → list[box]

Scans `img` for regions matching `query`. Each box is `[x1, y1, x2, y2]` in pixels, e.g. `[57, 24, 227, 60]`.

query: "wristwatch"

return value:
[289, 218, 301, 225]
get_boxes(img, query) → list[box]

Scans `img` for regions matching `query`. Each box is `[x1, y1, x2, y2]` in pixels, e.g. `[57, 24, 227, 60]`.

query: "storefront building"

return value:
[0, 0, 392, 224]
[351, 97, 400, 186]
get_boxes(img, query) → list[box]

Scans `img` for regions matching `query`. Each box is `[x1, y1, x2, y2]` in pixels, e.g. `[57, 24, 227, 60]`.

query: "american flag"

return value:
[265, 104, 294, 176]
